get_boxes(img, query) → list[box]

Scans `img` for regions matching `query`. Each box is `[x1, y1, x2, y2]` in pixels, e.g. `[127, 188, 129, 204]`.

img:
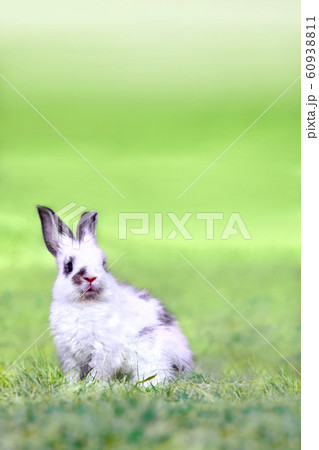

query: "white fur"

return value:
[48, 234, 193, 385]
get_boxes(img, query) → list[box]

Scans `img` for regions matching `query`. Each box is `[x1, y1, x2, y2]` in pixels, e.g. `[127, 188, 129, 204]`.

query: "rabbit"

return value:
[37, 206, 193, 384]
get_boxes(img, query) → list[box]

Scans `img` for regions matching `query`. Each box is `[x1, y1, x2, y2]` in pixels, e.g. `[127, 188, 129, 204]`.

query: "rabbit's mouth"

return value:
[82, 284, 101, 297]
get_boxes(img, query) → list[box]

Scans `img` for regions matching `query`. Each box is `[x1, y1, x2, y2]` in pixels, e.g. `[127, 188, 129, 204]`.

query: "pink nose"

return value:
[84, 276, 97, 284]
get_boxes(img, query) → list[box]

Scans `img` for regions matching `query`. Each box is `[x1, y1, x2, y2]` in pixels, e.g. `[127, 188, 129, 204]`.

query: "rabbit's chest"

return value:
[51, 303, 124, 356]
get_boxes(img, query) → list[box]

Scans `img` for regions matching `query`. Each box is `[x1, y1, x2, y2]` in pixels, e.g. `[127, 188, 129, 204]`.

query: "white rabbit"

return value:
[37, 206, 193, 384]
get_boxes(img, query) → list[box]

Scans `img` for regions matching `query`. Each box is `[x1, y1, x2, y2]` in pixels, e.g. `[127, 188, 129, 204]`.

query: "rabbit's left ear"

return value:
[77, 211, 98, 242]
[37, 206, 74, 256]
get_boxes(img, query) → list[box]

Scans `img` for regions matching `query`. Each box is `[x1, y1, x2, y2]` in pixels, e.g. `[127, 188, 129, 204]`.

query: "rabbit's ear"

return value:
[77, 211, 98, 243]
[37, 206, 74, 256]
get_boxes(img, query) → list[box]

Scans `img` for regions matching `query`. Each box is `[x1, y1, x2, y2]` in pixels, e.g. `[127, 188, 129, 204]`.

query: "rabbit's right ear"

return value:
[37, 206, 74, 257]
[77, 211, 98, 243]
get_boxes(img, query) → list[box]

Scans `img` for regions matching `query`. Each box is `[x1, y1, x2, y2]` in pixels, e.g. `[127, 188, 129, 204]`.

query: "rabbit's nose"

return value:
[84, 276, 97, 284]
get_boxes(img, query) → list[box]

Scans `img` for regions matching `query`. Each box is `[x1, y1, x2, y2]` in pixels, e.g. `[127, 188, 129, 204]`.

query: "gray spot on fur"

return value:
[138, 326, 155, 337]
[139, 290, 152, 301]
[171, 363, 186, 373]
[80, 363, 91, 379]
[113, 367, 133, 381]
[72, 267, 87, 285]
[158, 307, 175, 325]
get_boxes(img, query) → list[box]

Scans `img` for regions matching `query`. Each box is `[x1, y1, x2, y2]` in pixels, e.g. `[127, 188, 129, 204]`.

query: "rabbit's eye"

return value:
[63, 257, 74, 276]
[66, 261, 73, 273]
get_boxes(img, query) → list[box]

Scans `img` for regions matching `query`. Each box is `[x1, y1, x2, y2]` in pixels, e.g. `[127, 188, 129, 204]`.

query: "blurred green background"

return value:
[0, 1, 300, 447]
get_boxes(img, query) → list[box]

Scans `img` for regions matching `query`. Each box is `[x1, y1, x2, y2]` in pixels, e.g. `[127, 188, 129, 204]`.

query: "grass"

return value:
[0, 362, 300, 450]
[0, 1, 300, 448]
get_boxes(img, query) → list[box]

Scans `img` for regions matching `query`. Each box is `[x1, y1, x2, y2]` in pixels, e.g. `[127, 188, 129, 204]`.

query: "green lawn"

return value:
[0, 1, 300, 448]
[1, 364, 300, 450]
